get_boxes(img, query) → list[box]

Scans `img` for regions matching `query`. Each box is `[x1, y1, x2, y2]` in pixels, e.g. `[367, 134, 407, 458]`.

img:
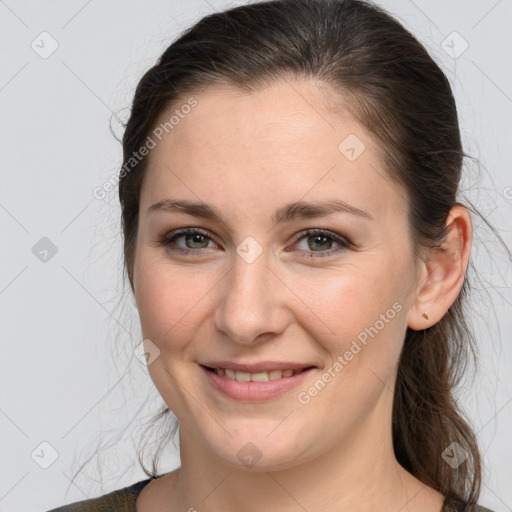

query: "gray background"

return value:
[1, 1, 511, 511]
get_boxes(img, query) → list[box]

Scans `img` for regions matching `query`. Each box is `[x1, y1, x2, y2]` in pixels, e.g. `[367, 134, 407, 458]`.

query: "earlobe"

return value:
[406, 205, 472, 331]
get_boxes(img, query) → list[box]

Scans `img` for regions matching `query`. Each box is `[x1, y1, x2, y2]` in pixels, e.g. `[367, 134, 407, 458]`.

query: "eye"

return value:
[155, 228, 219, 255]
[291, 229, 350, 259]
[154, 227, 351, 259]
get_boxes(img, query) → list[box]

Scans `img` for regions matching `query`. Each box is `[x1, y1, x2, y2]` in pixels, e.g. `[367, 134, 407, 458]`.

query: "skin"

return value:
[132, 78, 472, 512]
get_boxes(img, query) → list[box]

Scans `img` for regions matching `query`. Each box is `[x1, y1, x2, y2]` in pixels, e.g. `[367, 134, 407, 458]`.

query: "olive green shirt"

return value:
[47, 477, 495, 511]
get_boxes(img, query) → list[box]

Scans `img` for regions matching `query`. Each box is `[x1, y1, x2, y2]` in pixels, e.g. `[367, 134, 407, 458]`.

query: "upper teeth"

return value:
[214, 368, 304, 382]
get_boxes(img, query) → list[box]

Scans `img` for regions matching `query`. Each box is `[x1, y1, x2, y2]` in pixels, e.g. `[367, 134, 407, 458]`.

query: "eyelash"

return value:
[154, 227, 351, 259]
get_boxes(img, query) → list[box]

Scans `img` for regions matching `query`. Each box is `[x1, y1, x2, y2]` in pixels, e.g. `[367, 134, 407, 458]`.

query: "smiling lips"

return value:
[201, 360, 315, 381]
[205, 366, 307, 382]
[200, 361, 316, 372]
[200, 361, 317, 401]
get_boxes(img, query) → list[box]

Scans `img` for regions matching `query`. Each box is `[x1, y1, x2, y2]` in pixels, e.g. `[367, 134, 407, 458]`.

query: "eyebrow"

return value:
[147, 198, 374, 226]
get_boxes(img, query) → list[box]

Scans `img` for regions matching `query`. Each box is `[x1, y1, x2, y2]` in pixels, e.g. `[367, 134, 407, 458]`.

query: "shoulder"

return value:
[45, 478, 153, 511]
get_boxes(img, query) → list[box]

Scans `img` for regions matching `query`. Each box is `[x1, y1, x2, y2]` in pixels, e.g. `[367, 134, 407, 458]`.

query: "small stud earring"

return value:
[422, 312, 429, 320]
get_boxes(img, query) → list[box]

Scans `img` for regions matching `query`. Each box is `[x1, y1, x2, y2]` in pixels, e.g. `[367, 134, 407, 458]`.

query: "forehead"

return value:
[139, 79, 407, 226]
[152, 78, 352, 152]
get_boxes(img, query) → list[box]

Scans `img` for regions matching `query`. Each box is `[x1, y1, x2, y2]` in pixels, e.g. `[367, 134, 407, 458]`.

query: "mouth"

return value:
[201, 365, 314, 381]
[199, 364, 317, 402]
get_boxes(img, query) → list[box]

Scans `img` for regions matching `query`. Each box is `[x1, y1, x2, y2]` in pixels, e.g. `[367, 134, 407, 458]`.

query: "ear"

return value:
[407, 205, 472, 330]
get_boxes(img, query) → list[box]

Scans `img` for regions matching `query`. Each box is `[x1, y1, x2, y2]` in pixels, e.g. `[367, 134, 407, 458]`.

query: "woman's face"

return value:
[133, 78, 421, 471]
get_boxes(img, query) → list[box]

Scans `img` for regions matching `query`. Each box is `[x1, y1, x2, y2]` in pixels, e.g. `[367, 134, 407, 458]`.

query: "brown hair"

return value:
[117, 0, 488, 504]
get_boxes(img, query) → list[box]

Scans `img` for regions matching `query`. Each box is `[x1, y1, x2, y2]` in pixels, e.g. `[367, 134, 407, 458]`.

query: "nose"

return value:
[213, 247, 289, 346]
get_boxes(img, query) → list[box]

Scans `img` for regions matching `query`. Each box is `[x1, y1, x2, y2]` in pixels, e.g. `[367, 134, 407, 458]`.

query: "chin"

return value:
[203, 427, 313, 472]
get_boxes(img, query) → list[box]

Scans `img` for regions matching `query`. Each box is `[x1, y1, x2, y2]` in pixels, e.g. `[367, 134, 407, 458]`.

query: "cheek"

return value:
[302, 272, 407, 408]
[134, 254, 217, 350]
[301, 263, 407, 377]
[302, 265, 397, 334]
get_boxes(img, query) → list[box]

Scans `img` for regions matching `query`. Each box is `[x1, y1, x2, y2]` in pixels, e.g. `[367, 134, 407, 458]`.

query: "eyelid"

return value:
[289, 228, 351, 258]
[155, 226, 351, 257]
[155, 227, 220, 250]
[290, 228, 349, 245]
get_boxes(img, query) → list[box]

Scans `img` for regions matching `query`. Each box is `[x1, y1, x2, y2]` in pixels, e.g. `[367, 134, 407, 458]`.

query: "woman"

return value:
[49, 0, 497, 510]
